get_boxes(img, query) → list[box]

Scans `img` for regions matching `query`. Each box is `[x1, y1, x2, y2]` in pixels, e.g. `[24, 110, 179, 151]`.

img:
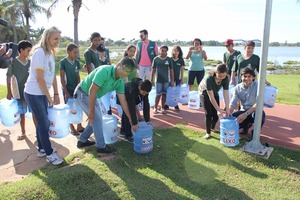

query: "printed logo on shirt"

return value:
[165, 60, 169, 65]
[48, 60, 54, 76]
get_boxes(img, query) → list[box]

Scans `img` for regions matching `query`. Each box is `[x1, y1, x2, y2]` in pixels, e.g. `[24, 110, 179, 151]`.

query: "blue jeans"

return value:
[74, 88, 106, 148]
[24, 92, 53, 155]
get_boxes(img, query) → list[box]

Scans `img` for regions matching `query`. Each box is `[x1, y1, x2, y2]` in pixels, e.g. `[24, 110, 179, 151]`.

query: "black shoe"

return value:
[77, 140, 95, 148]
[124, 135, 133, 143]
[97, 145, 116, 153]
[174, 105, 180, 111]
[164, 105, 169, 110]
[107, 110, 112, 115]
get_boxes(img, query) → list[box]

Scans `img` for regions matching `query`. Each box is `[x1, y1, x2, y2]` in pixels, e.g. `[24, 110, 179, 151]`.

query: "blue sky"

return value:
[32, 0, 300, 43]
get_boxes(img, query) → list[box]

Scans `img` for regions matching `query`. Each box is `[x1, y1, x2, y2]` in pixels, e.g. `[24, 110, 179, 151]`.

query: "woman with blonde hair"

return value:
[24, 26, 63, 165]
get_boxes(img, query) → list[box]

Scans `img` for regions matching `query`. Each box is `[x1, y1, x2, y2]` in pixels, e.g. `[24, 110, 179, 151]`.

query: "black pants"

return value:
[200, 94, 219, 134]
[121, 111, 132, 137]
[232, 110, 266, 130]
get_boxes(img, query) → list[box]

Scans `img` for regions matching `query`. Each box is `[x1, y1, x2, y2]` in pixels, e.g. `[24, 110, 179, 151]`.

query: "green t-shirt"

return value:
[6, 58, 30, 100]
[200, 74, 229, 96]
[84, 48, 100, 68]
[59, 58, 81, 91]
[232, 54, 260, 83]
[152, 56, 173, 83]
[223, 50, 241, 76]
[80, 65, 125, 98]
[171, 58, 185, 81]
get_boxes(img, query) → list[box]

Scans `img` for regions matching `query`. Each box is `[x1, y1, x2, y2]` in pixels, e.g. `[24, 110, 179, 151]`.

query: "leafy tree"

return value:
[47, 0, 106, 45]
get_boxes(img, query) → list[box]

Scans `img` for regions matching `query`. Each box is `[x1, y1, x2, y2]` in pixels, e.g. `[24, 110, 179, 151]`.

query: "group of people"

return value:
[3, 26, 269, 165]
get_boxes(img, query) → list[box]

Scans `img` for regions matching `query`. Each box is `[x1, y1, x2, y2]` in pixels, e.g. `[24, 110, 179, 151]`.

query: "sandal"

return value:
[17, 135, 26, 140]
[71, 130, 80, 135]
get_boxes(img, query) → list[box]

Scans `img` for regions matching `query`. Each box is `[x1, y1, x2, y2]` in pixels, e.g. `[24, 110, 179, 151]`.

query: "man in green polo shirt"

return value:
[74, 57, 137, 153]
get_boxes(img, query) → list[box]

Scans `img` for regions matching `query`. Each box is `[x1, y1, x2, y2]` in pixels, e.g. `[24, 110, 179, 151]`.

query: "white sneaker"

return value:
[37, 148, 56, 158]
[46, 152, 63, 165]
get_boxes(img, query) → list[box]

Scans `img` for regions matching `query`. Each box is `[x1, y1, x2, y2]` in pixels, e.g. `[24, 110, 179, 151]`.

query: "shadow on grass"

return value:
[104, 126, 255, 199]
[31, 163, 120, 199]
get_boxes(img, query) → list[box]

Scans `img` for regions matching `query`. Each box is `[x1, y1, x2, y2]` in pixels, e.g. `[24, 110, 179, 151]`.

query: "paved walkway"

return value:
[0, 76, 299, 183]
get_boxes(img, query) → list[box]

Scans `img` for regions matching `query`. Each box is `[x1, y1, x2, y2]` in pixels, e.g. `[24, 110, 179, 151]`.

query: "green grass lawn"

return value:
[0, 50, 299, 199]
[0, 125, 299, 199]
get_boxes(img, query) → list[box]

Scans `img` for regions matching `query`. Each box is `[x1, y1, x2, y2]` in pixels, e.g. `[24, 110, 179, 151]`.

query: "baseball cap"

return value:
[224, 39, 234, 46]
[96, 44, 106, 52]
[245, 40, 255, 47]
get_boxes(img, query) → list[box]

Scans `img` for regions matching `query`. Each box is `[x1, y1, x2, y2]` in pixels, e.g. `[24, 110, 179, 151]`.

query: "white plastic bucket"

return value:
[102, 114, 118, 144]
[264, 86, 278, 108]
[148, 86, 156, 107]
[67, 98, 83, 124]
[188, 91, 200, 110]
[0, 98, 20, 127]
[179, 84, 189, 104]
[48, 104, 70, 138]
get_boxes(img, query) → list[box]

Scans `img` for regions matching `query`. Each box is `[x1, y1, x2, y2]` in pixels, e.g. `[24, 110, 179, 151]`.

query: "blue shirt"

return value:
[230, 81, 258, 111]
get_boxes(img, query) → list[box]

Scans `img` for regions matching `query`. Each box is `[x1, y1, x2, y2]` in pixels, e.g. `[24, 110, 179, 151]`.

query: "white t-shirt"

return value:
[24, 47, 55, 95]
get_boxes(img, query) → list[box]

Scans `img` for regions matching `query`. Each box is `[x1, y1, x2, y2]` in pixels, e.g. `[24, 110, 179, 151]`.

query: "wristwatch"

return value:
[245, 111, 250, 116]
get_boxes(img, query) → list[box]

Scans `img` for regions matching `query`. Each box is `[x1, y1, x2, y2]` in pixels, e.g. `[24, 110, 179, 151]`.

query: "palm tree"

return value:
[47, 0, 106, 45]
[19, 0, 52, 41]
[0, 0, 52, 41]
[0, 0, 24, 42]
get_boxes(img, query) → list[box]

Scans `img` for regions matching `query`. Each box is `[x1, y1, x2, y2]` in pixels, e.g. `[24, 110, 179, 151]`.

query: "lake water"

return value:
[179, 46, 300, 66]
[110, 46, 300, 66]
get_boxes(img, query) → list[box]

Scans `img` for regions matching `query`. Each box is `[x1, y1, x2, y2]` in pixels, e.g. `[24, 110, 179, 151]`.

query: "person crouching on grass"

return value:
[229, 67, 266, 138]
[74, 57, 138, 154]
[117, 78, 152, 142]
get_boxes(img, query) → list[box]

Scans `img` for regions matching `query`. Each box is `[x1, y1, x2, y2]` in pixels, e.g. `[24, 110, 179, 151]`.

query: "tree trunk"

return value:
[73, 1, 81, 46]
[12, 23, 18, 43]
[25, 17, 30, 41]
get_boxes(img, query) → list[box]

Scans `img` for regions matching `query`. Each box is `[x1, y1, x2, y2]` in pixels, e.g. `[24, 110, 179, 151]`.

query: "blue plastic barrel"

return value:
[133, 121, 153, 154]
[102, 114, 118, 144]
[179, 84, 189, 104]
[0, 98, 20, 127]
[264, 85, 278, 108]
[220, 116, 239, 147]
[48, 104, 70, 138]
[166, 86, 180, 107]
[67, 97, 83, 124]
[148, 86, 156, 107]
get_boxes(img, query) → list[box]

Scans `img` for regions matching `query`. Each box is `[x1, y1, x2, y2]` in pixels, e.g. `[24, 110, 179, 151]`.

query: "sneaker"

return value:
[164, 105, 169, 110]
[124, 135, 133, 143]
[153, 108, 158, 114]
[37, 148, 56, 158]
[96, 145, 116, 153]
[77, 140, 96, 148]
[161, 108, 167, 114]
[174, 105, 180, 111]
[46, 152, 63, 165]
[204, 133, 211, 139]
